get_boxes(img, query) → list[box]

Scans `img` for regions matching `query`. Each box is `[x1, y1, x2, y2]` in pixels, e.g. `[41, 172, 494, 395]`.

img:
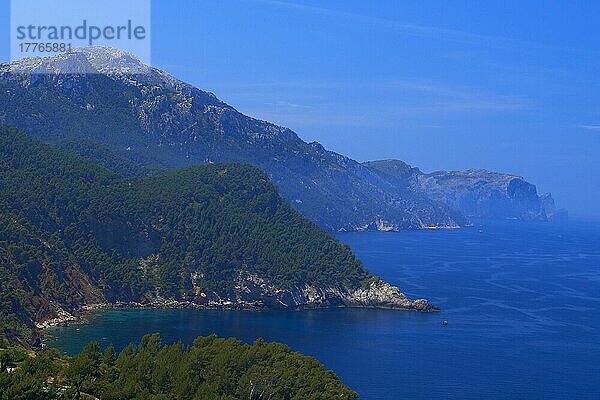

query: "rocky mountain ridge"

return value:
[1, 47, 466, 231]
[0, 47, 564, 228]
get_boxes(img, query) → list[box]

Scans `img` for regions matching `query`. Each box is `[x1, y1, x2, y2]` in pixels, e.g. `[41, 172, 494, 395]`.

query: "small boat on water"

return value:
[442, 320, 448, 326]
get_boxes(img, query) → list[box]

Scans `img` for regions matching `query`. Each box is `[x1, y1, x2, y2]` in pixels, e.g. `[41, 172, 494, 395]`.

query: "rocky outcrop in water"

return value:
[229, 272, 436, 311]
[34, 275, 436, 330]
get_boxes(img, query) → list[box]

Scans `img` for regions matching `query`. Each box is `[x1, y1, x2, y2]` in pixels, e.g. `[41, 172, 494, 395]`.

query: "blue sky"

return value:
[1, 1, 599, 216]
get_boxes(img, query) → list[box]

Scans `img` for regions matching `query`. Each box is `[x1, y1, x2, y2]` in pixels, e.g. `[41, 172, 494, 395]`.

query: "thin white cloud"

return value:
[577, 124, 600, 130]
[211, 77, 531, 119]
[255, 0, 600, 57]
[269, 100, 315, 110]
[237, 92, 530, 130]
[211, 77, 528, 101]
[256, 0, 525, 48]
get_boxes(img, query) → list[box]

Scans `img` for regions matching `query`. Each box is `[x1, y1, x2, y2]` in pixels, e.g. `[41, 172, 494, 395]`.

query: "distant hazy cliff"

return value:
[364, 160, 567, 221]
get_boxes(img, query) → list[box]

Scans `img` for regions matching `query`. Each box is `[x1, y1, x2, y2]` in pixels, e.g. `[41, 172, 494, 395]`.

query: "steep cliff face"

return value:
[539, 193, 569, 221]
[0, 47, 467, 232]
[415, 169, 561, 220]
[228, 272, 435, 311]
[364, 160, 566, 221]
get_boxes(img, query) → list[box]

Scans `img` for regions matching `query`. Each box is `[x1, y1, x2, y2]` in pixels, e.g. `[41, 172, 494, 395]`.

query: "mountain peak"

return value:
[3, 46, 149, 76]
[74, 46, 138, 59]
[72, 46, 147, 74]
[2, 46, 212, 99]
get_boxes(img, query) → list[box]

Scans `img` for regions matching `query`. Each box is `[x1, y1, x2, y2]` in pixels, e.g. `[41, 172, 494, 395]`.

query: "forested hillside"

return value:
[0, 125, 433, 342]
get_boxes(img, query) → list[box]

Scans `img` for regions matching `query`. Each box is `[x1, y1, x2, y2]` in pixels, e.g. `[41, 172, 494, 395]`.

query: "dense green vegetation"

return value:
[53, 136, 159, 178]
[0, 334, 358, 399]
[0, 125, 371, 340]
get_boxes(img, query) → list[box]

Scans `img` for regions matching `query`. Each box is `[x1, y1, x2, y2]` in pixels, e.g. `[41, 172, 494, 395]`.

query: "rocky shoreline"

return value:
[36, 279, 438, 330]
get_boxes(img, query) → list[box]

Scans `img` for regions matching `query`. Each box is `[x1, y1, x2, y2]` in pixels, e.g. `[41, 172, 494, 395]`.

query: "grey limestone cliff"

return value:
[364, 160, 566, 221]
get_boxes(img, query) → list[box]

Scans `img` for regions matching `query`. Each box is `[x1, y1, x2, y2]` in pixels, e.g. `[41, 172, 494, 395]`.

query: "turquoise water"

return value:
[46, 220, 600, 399]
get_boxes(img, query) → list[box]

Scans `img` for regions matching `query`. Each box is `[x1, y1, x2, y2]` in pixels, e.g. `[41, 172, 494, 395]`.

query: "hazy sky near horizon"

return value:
[1, 0, 598, 216]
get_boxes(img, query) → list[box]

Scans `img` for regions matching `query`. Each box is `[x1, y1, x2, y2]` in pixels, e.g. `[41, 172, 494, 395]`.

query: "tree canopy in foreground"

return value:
[0, 333, 358, 400]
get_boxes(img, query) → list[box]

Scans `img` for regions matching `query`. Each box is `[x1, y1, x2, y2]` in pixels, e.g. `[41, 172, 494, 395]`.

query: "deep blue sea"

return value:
[46, 219, 600, 399]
